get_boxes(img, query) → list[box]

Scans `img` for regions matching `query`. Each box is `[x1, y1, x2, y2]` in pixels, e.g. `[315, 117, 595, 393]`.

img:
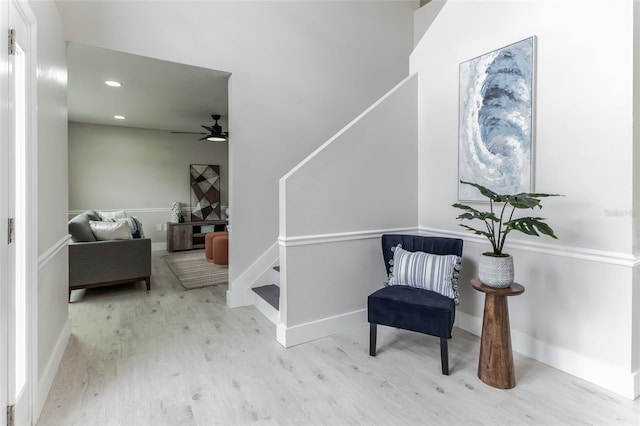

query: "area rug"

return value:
[163, 250, 228, 290]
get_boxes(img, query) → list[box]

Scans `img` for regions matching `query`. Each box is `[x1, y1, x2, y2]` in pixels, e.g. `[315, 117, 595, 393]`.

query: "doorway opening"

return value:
[66, 42, 231, 300]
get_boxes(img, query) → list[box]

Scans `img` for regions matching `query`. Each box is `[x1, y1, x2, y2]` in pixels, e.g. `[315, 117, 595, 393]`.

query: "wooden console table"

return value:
[471, 278, 525, 389]
[167, 220, 226, 252]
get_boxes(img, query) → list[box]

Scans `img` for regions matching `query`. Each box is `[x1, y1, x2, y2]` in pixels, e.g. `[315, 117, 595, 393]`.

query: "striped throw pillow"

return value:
[387, 245, 461, 304]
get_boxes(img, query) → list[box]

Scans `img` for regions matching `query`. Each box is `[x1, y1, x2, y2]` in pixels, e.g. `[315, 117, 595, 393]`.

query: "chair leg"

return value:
[369, 323, 377, 356]
[440, 337, 449, 375]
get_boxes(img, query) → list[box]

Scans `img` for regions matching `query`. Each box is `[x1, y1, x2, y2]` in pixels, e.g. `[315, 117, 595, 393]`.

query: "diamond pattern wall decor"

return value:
[190, 164, 220, 221]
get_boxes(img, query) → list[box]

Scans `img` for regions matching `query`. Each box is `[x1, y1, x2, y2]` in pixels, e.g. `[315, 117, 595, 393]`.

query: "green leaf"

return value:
[505, 194, 542, 209]
[505, 217, 559, 239]
[452, 204, 500, 222]
[507, 193, 563, 209]
[459, 180, 503, 201]
[458, 224, 494, 240]
[515, 192, 563, 199]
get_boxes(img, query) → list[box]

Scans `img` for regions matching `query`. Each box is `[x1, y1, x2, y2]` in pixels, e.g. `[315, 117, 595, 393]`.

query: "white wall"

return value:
[56, 0, 418, 286]
[631, 2, 640, 393]
[633, 0, 640, 392]
[634, 0, 640, 258]
[68, 122, 229, 246]
[30, 0, 71, 420]
[277, 75, 418, 346]
[412, 0, 637, 399]
[280, 75, 419, 238]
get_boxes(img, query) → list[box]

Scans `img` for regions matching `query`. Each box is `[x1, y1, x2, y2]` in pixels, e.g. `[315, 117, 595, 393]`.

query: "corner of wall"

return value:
[413, 0, 448, 47]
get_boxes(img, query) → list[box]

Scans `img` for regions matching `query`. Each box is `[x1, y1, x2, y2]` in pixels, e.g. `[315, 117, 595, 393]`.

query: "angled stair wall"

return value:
[277, 74, 419, 347]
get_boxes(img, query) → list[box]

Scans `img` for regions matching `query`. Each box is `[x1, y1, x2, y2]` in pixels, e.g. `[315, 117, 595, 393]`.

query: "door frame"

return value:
[1, 0, 38, 425]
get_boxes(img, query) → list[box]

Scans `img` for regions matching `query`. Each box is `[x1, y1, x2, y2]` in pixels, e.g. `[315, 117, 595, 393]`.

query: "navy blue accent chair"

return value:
[367, 234, 464, 375]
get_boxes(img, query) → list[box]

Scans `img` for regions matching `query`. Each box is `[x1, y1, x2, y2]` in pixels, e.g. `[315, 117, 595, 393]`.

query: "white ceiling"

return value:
[67, 42, 230, 134]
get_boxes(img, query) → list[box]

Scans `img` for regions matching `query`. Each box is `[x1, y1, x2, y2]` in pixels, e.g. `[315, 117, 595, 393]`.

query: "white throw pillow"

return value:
[387, 245, 461, 304]
[89, 220, 132, 241]
[98, 210, 127, 222]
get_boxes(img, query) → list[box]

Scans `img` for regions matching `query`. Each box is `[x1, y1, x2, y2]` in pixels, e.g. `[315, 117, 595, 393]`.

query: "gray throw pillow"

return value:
[83, 210, 100, 221]
[68, 213, 97, 242]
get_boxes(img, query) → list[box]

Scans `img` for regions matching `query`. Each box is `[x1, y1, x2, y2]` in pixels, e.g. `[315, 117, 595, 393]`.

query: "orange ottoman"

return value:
[205, 232, 228, 264]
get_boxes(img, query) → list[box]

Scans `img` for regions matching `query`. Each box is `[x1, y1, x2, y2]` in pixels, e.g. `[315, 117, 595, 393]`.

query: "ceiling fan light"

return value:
[105, 80, 122, 87]
[206, 135, 226, 142]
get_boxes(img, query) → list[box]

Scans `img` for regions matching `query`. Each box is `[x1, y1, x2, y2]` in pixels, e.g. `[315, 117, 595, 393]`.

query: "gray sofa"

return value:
[68, 210, 151, 301]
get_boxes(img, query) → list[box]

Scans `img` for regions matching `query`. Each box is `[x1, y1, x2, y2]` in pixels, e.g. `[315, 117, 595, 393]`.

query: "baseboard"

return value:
[455, 311, 638, 400]
[152, 242, 167, 251]
[34, 318, 71, 423]
[453, 310, 483, 336]
[227, 242, 279, 308]
[277, 309, 367, 348]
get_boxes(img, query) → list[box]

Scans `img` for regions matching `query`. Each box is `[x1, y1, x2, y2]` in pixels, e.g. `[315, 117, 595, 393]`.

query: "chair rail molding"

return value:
[38, 234, 71, 270]
[419, 227, 638, 267]
[69, 206, 229, 216]
[279, 227, 419, 247]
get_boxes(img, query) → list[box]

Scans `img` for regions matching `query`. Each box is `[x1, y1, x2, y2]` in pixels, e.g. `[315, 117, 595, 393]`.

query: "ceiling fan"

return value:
[172, 114, 229, 141]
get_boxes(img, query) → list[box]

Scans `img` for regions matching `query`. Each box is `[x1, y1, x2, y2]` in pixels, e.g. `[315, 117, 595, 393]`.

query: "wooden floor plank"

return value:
[38, 251, 640, 425]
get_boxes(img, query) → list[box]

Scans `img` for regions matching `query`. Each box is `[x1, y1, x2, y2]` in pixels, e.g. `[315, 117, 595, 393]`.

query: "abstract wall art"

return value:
[190, 164, 221, 221]
[458, 36, 536, 201]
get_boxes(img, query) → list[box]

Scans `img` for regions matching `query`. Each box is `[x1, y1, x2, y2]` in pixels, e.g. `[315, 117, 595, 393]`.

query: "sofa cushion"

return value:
[121, 217, 145, 238]
[84, 210, 101, 221]
[368, 285, 455, 338]
[89, 220, 133, 241]
[98, 210, 126, 222]
[68, 213, 97, 242]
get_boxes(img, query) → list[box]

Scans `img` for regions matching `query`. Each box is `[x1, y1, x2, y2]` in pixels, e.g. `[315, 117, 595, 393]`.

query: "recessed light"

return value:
[105, 80, 122, 87]
[114, 115, 125, 120]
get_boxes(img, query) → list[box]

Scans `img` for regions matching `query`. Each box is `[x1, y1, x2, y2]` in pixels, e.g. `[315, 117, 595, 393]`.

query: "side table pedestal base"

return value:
[478, 293, 515, 389]
[471, 278, 525, 390]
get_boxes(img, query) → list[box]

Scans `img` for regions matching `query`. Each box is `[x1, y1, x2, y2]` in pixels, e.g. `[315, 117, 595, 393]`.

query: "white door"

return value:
[2, 1, 36, 425]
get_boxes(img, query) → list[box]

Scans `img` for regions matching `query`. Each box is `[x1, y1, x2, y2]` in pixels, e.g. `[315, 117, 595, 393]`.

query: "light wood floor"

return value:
[38, 251, 639, 426]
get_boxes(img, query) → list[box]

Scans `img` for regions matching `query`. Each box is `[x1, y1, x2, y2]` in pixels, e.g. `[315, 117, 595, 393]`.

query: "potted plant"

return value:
[452, 180, 561, 288]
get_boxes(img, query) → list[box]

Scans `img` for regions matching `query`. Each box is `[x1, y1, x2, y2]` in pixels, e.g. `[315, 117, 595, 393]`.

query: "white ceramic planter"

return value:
[478, 254, 514, 288]
[170, 201, 181, 223]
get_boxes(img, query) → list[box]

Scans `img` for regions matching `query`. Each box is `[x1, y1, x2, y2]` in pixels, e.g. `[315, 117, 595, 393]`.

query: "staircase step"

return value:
[252, 284, 280, 310]
[273, 266, 280, 272]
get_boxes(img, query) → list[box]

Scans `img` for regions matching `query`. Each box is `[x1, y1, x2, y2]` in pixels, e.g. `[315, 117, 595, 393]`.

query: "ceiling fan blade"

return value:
[173, 114, 227, 141]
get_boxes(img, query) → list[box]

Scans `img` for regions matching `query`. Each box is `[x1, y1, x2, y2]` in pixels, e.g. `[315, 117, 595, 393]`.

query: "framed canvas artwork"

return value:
[190, 164, 221, 221]
[458, 36, 536, 201]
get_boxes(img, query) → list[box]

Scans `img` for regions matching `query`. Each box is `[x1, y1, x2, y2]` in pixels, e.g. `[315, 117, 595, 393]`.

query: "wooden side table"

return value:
[471, 278, 525, 389]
